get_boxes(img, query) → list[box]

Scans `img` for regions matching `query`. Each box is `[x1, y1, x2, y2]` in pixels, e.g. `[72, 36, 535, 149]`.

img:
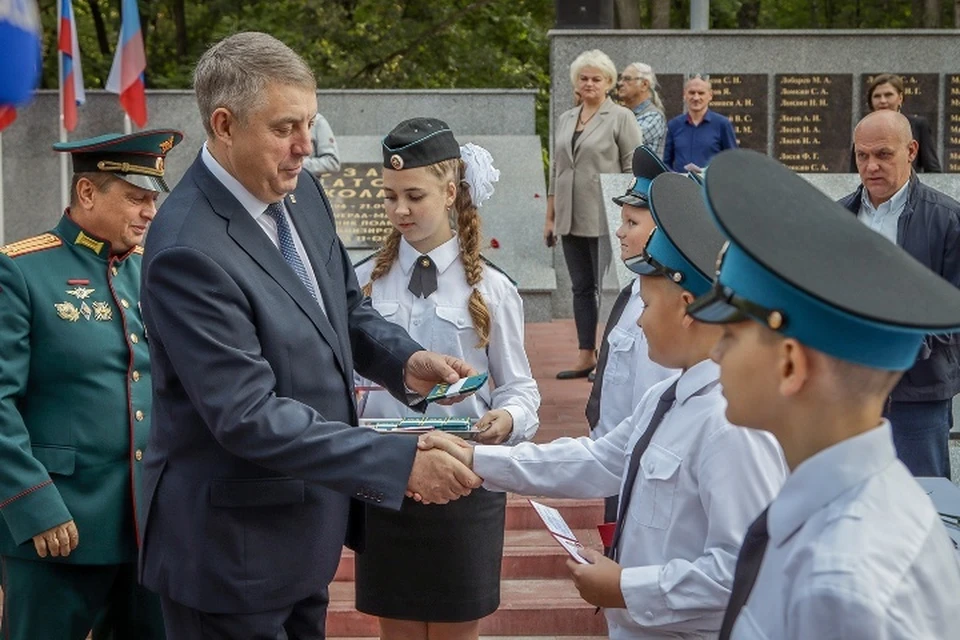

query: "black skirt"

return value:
[354, 488, 507, 622]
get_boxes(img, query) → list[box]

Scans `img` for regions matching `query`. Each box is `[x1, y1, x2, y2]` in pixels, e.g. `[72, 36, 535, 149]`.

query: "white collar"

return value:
[674, 358, 721, 406]
[201, 143, 275, 217]
[768, 421, 897, 546]
[398, 235, 460, 276]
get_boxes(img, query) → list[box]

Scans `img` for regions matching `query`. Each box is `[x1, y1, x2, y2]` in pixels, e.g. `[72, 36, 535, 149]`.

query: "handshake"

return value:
[405, 431, 479, 504]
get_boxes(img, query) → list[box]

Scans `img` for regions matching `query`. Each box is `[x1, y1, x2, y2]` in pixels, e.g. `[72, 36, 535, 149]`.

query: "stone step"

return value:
[327, 579, 607, 637]
[335, 528, 602, 582]
[505, 495, 605, 531]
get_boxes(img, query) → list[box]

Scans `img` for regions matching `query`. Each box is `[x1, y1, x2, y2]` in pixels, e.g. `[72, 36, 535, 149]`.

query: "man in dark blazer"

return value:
[138, 32, 482, 638]
[841, 110, 960, 480]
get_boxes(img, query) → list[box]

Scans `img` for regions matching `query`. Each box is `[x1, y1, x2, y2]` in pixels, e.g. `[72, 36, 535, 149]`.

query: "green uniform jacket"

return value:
[0, 214, 150, 564]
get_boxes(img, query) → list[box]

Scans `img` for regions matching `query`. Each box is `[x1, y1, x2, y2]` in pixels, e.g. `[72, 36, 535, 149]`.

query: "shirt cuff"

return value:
[474, 445, 517, 492]
[501, 405, 527, 445]
[621, 564, 671, 628]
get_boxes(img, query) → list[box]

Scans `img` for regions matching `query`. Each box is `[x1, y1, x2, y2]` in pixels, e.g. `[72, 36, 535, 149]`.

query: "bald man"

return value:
[662, 76, 738, 173]
[840, 109, 960, 479]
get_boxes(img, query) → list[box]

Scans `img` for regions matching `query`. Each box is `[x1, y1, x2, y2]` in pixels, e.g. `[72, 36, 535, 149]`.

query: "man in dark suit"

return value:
[138, 32, 482, 638]
[841, 109, 960, 479]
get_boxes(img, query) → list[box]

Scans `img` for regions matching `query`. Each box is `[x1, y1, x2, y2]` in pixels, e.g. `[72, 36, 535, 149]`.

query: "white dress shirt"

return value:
[474, 360, 787, 639]
[355, 235, 540, 444]
[200, 144, 328, 316]
[593, 278, 677, 440]
[857, 180, 909, 244]
[731, 422, 960, 640]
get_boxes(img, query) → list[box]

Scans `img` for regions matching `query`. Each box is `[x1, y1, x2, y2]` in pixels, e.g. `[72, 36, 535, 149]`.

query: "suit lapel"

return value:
[192, 158, 346, 374]
[573, 99, 611, 156]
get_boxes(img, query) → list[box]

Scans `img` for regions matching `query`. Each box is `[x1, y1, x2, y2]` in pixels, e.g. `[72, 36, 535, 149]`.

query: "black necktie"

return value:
[408, 255, 438, 298]
[586, 284, 634, 430]
[718, 507, 770, 640]
[607, 379, 679, 561]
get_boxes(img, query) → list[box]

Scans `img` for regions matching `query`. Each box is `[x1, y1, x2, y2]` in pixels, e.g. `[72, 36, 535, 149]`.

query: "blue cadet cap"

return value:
[612, 145, 669, 207]
[624, 172, 726, 297]
[382, 117, 460, 170]
[52, 129, 183, 193]
[687, 149, 960, 371]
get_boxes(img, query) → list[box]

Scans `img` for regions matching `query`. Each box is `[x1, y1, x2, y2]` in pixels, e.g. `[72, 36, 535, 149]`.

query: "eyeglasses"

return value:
[619, 75, 642, 83]
[685, 243, 787, 330]
[623, 228, 685, 284]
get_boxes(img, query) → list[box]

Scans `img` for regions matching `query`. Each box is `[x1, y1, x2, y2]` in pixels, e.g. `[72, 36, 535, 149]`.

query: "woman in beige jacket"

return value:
[545, 49, 643, 378]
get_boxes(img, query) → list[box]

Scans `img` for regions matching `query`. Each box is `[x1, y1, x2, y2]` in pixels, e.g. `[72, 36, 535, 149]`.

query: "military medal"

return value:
[54, 302, 81, 322]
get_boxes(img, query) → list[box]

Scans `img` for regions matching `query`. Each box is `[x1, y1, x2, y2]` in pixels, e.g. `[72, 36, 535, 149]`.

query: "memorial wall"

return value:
[550, 30, 960, 173]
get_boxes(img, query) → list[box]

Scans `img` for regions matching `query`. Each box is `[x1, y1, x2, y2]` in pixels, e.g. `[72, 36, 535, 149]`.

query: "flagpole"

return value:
[124, 113, 132, 134]
[58, 2, 69, 211]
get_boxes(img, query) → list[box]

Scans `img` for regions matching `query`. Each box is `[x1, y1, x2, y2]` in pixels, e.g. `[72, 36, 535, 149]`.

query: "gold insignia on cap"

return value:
[159, 136, 175, 153]
[155, 156, 165, 174]
[74, 231, 104, 255]
[97, 160, 164, 177]
[390, 154, 404, 170]
[767, 310, 784, 330]
[55, 302, 81, 322]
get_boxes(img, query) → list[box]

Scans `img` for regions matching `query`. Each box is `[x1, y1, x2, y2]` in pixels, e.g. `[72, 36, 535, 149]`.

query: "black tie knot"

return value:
[409, 254, 438, 298]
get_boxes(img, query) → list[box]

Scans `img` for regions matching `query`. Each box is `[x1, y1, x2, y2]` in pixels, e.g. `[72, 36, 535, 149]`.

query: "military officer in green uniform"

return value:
[0, 129, 182, 640]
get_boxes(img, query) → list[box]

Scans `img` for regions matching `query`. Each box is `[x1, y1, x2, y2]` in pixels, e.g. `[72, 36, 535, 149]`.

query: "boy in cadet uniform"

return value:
[421, 171, 786, 639]
[685, 149, 960, 640]
[0, 129, 182, 640]
[586, 146, 676, 525]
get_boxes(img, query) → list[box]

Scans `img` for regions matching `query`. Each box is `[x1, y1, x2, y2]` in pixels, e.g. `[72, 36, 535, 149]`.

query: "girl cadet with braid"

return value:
[353, 117, 540, 640]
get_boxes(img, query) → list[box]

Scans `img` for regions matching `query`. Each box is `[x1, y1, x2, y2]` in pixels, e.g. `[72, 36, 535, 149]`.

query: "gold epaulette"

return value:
[0, 233, 63, 258]
[132, 246, 144, 255]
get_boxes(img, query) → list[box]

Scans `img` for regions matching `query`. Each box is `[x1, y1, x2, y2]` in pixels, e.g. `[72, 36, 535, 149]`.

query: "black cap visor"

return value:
[613, 192, 649, 208]
[688, 281, 789, 331]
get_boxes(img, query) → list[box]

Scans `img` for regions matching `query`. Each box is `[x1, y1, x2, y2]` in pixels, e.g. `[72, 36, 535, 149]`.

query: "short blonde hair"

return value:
[569, 50, 617, 89]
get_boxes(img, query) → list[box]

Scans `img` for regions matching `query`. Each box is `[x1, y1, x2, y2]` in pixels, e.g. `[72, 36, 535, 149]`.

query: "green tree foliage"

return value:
[35, 0, 955, 146]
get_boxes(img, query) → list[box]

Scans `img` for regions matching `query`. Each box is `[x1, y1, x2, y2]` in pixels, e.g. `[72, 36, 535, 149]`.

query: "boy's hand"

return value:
[566, 548, 626, 609]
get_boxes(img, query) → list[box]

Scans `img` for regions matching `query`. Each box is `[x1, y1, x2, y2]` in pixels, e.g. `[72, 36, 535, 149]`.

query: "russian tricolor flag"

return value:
[58, 0, 86, 132]
[106, 0, 147, 128]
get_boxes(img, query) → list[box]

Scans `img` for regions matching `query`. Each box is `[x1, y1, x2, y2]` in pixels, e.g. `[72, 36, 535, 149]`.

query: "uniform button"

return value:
[130, 333, 139, 344]
[135, 410, 144, 421]
[132, 371, 140, 382]
[135, 449, 143, 461]
[121, 299, 130, 309]
[111, 266, 119, 276]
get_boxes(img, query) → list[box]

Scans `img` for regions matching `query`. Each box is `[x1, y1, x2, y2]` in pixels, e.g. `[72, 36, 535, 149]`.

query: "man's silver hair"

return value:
[193, 32, 316, 137]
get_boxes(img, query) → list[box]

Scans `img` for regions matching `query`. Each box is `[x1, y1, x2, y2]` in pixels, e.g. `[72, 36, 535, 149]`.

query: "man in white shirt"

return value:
[688, 149, 960, 640]
[839, 109, 960, 479]
[421, 172, 786, 639]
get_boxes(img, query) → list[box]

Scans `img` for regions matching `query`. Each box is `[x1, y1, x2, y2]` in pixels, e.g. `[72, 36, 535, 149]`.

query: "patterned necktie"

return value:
[586, 284, 634, 429]
[408, 255, 438, 298]
[607, 379, 679, 561]
[265, 202, 318, 303]
[718, 507, 770, 640]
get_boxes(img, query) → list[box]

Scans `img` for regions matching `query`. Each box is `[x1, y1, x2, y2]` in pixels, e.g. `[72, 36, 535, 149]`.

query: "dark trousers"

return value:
[159, 589, 328, 640]
[1, 557, 164, 640]
[561, 234, 601, 351]
[885, 398, 953, 479]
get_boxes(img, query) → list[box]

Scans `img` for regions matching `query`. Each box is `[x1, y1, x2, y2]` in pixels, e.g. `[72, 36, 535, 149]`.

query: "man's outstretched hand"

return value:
[407, 446, 482, 505]
[404, 351, 478, 405]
